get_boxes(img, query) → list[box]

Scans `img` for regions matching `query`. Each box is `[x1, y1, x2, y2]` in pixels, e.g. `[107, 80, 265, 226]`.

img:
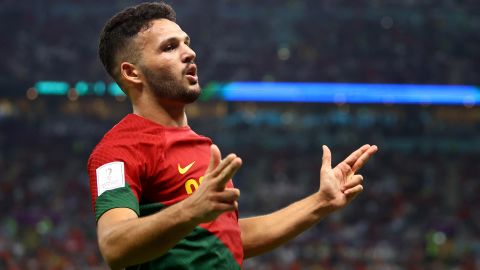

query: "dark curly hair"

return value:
[98, 2, 176, 82]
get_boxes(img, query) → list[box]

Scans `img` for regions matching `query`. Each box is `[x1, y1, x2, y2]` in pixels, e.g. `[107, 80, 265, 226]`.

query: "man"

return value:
[87, 2, 378, 269]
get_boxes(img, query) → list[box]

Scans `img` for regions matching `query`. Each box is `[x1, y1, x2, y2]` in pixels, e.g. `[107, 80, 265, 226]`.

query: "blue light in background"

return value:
[93, 81, 106, 96]
[33, 80, 480, 105]
[108, 83, 126, 96]
[221, 82, 480, 105]
[75, 81, 89, 95]
[35, 81, 70, 95]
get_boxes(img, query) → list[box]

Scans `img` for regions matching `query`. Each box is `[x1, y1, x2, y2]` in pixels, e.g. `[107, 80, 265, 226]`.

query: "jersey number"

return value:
[185, 176, 204, 194]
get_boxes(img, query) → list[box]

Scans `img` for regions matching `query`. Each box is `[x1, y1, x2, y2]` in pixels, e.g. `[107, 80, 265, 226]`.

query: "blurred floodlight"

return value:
[75, 81, 89, 96]
[221, 82, 480, 105]
[26, 88, 38, 100]
[35, 81, 69, 95]
[108, 83, 126, 96]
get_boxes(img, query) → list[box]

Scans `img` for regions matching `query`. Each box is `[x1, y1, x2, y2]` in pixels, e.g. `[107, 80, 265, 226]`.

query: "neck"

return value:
[132, 95, 188, 127]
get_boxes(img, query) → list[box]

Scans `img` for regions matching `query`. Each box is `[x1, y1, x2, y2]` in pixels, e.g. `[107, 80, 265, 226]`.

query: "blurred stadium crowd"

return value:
[1, 0, 479, 269]
[1, 0, 479, 94]
[0, 99, 479, 269]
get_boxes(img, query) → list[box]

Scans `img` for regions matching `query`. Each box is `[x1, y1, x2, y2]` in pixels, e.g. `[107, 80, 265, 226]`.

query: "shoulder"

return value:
[88, 114, 167, 168]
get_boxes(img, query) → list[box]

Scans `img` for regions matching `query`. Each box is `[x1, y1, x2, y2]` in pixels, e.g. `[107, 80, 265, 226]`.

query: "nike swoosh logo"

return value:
[178, 161, 195, 175]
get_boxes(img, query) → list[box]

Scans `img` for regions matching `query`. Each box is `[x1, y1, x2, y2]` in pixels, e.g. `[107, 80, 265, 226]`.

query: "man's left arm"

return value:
[239, 144, 378, 258]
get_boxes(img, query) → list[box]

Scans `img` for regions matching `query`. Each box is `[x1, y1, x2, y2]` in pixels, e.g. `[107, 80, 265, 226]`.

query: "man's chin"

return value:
[181, 85, 202, 103]
[148, 79, 201, 104]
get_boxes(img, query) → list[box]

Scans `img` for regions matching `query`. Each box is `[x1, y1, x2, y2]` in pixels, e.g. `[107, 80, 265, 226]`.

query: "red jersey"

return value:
[87, 114, 243, 269]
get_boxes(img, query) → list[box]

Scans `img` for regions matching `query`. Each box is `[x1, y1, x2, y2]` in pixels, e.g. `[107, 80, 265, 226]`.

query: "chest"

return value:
[141, 135, 232, 205]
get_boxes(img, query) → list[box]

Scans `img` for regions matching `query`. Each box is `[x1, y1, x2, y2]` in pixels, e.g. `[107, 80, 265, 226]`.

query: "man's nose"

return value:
[182, 45, 196, 63]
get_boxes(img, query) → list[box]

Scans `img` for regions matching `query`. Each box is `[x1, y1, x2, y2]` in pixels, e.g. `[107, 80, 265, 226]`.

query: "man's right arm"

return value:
[96, 145, 242, 269]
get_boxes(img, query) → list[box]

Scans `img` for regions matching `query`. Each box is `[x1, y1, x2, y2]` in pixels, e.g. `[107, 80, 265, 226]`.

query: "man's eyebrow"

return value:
[159, 35, 190, 46]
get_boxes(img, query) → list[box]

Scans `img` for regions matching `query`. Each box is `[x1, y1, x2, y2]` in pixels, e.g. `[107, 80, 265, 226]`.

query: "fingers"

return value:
[341, 172, 365, 202]
[351, 145, 378, 172]
[342, 144, 371, 168]
[205, 145, 243, 187]
[214, 157, 242, 190]
[340, 144, 378, 173]
[204, 145, 243, 191]
[217, 188, 240, 203]
[208, 189, 240, 215]
[321, 145, 332, 171]
[187, 146, 242, 223]
[215, 201, 239, 212]
[342, 174, 363, 192]
[211, 154, 238, 177]
[206, 144, 221, 174]
[344, 184, 363, 201]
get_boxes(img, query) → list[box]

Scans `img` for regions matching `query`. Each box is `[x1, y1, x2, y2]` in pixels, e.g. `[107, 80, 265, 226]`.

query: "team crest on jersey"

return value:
[96, 161, 125, 196]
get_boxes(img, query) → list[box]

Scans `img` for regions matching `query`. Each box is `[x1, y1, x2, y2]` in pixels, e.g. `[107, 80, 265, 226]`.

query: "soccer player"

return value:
[87, 2, 378, 269]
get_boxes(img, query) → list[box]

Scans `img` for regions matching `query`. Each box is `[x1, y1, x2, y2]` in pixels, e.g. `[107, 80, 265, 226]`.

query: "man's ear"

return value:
[120, 62, 143, 85]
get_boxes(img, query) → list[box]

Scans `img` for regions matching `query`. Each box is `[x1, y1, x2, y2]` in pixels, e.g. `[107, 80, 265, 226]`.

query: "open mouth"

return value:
[185, 65, 197, 76]
[185, 64, 198, 84]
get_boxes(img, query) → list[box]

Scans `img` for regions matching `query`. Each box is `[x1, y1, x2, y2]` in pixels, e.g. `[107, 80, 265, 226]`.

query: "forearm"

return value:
[98, 201, 198, 269]
[95, 145, 244, 269]
[239, 193, 333, 258]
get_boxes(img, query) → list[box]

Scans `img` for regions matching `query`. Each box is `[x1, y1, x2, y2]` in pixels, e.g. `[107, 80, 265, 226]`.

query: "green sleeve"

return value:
[95, 184, 140, 221]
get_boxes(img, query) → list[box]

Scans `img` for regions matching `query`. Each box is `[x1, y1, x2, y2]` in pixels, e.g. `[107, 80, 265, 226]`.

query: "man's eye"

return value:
[164, 44, 176, 51]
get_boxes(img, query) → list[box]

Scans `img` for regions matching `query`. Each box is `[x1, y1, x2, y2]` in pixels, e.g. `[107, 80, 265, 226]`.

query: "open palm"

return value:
[318, 144, 378, 210]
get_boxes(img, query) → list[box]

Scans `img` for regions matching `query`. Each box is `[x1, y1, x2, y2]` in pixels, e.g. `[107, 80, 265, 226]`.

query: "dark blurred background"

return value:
[0, 0, 479, 269]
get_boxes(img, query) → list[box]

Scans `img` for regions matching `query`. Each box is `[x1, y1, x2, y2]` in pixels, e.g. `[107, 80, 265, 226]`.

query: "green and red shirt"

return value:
[87, 114, 243, 269]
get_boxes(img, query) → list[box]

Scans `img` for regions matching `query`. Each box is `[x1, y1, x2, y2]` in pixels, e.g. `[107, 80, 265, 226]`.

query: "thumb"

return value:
[321, 145, 332, 171]
[206, 144, 221, 174]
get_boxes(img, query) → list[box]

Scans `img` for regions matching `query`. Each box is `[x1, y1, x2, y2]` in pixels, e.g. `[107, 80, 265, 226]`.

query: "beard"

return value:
[141, 66, 201, 104]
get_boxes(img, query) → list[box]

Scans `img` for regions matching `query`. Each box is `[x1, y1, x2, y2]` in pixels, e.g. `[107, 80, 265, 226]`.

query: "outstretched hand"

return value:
[318, 144, 378, 210]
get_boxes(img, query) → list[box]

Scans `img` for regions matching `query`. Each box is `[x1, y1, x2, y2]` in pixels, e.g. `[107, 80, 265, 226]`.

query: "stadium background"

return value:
[1, 0, 479, 269]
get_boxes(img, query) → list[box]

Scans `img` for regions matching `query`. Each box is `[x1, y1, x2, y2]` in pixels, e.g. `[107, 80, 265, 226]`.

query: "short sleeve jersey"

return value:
[87, 114, 243, 269]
